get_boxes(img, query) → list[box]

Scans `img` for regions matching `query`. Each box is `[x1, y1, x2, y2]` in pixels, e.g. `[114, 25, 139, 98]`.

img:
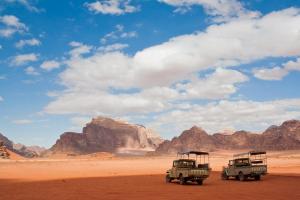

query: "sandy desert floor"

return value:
[0, 150, 299, 200]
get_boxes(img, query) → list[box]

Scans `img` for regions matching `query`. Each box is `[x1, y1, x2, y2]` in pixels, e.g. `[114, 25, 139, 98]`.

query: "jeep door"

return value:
[227, 160, 236, 176]
[171, 161, 179, 178]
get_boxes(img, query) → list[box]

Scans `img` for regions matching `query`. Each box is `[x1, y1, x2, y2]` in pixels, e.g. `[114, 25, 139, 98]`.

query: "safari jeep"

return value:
[166, 151, 210, 185]
[221, 151, 267, 181]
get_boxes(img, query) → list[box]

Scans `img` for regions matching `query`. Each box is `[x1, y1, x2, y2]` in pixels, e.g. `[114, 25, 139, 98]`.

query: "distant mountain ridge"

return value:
[48, 117, 164, 155]
[2, 119, 300, 157]
[0, 133, 45, 158]
[155, 120, 300, 154]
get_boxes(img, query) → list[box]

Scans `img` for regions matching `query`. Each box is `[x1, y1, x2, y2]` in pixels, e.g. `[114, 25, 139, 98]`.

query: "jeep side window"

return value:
[173, 161, 178, 167]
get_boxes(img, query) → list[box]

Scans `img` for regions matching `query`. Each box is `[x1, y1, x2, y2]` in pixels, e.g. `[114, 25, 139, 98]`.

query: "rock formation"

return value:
[0, 133, 44, 158]
[49, 117, 164, 155]
[155, 120, 300, 154]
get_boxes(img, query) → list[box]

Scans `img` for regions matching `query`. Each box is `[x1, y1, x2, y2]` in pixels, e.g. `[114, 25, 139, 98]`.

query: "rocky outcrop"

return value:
[260, 120, 300, 150]
[13, 143, 46, 157]
[50, 117, 164, 155]
[0, 133, 44, 158]
[155, 120, 300, 154]
[0, 133, 14, 151]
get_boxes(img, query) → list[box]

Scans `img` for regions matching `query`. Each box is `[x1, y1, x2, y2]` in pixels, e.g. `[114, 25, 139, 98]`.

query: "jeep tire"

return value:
[239, 172, 246, 181]
[179, 175, 186, 185]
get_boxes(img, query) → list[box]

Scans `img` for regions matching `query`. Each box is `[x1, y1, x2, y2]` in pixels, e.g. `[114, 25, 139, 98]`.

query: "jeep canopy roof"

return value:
[234, 150, 266, 158]
[178, 151, 209, 156]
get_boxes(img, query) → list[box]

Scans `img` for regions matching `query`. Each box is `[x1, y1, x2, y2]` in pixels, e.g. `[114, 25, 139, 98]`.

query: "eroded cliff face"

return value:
[155, 120, 300, 154]
[0, 133, 44, 158]
[50, 117, 163, 155]
[260, 120, 300, 150]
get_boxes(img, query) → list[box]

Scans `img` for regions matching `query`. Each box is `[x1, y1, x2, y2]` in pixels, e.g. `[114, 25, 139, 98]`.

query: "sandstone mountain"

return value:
[155, 120, 300, 154]
[0, 133, 14, 150]
[49, 117, 164, 155]
[0, 132, 45, 158]
[13, 143, 47, 157]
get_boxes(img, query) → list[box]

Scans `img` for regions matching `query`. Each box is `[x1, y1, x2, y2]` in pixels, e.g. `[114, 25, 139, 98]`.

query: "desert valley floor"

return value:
[0, 151, 300, 200]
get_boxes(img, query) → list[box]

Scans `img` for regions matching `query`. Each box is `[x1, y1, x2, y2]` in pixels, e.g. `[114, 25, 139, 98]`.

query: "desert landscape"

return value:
[0, 151, 300, 200]
[1, 1, 300, 199]
[1, 118, 300, 200]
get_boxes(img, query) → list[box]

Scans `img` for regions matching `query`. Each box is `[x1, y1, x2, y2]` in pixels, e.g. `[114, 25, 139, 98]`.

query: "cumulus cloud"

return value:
[25, 66, 39, 75]
[159, 0, 260, 22]
[0, 15, 27, 29]
[45, 8, 300, 131]
[176, 68, 248, 100]
[11, 53, 38, 66]
[149, 98, 300, 135]
[85, 0, 139, 15]
[15, 38, 41, 49]
[253, 57, 300, 80]
[40, 60, 61, 71]
[69, 41, 92, 57]
[0, 15, 28, 37]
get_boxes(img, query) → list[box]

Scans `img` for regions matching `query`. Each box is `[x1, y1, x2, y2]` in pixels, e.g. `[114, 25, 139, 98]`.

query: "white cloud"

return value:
[11, 53, 38, 66]
[15, 38, 41, 49]
[98, 43, 129, 52]
[5, 0, 42, 12]
[70, 116, 91, 127]
[176, 68, 248, 100]
[12, 119, 33, 124]
[0, 96, 3, 101]
[69, 41, 82, 47]
[25, 66, 39, 75]
[85, 0, 139, 15]
[45, 66, 247, 115]
[120, 31, 137, 38]
[0, 45, 2, 50]
[45, 8, 300, 118]
[159, 0, 260, 22]
[69, 41, 92, 57]
[149, 98, 300, 135]
[253, 57, 300, 80]
[0, 15, 28, 37]
[100, 24, 138, 44]
[0, 28, 16, 37]
[0, 75, 6, 80]
[45, 88, 175, 115]
[0, 15, 27, 29]
[40, 60, 60, 71]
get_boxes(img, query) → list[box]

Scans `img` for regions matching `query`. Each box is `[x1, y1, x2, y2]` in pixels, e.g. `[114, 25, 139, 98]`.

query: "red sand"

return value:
[0, 172, 299, 200]
[1, 151, 299, 200]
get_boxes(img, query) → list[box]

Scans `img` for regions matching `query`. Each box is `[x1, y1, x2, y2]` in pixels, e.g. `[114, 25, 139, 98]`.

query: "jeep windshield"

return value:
[174, 160, 195, 168]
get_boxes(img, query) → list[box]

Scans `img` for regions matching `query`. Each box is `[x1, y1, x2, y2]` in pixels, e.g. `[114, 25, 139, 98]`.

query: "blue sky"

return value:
[1, 0, 300, 147]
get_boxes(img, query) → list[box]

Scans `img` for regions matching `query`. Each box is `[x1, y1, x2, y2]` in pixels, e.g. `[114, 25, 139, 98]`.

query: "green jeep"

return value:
[166, 151, 210, 185]
[221, 151, 267, 181]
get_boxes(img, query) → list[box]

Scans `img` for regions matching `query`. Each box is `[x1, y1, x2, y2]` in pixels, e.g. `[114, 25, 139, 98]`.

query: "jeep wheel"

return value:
[197, 180, 203, 185]
[221, 172, 229, 180]
[179, 175, 186, 185]
[254, 175, 261, 181]
[165, 174, 172, 183]
[239, 172, 247, 181]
